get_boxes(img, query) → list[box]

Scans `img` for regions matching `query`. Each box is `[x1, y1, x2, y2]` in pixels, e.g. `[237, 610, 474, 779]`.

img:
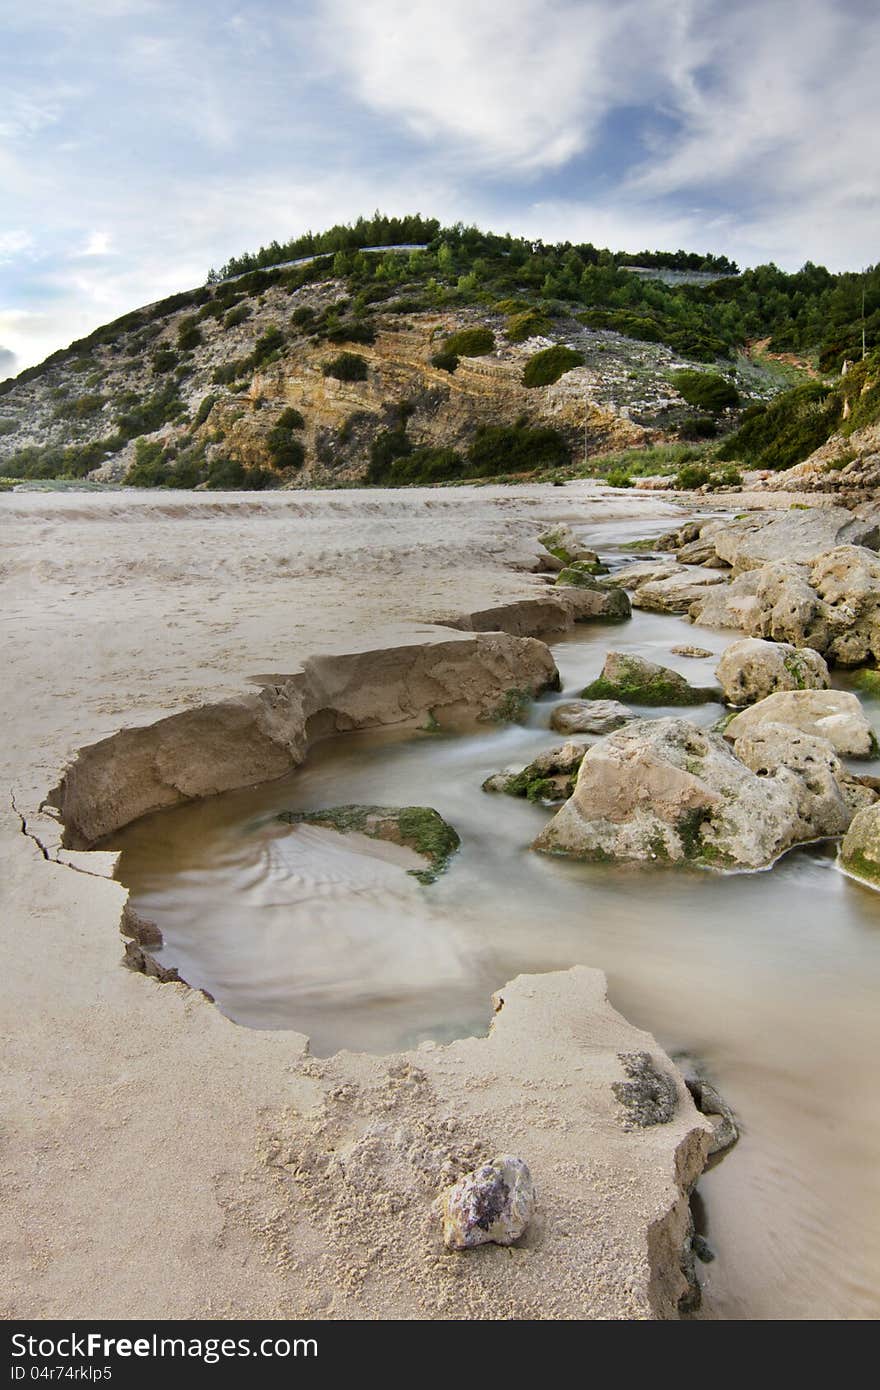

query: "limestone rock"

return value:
[554, 569, 630, 620]
[550, 699, 635, 734]
[810, 545, 880, 666]
[606, 560, 681, 590]
[716, 637, 829, 707]
[440, 1155, 535, 1250]
[724, 689, 876, 758]
[714, 507, 879, 573]
[672, 644, 714, 659]
[482, 741, 587, 802]
[839, 803, 880, 887]
[731, 722, 852, 839]
[532, 717, 849, 870]
[632, 568, 727, 614]
[750, 562, 840, 652]
[677, 1059, 739, 1157]
[582, 651, 716, 706]
[689, 569, 762, 632]
[675, 536, 731, 567]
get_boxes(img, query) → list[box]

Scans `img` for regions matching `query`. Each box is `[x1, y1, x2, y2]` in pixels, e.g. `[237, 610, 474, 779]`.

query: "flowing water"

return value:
[108, 513, 880, 1320]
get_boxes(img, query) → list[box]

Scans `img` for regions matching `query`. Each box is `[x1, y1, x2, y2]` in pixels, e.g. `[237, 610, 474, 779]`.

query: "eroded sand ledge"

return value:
[2, 485, 715, 1318]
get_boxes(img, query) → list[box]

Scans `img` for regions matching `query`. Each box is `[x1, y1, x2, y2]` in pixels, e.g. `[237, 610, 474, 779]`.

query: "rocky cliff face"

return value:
[0, 269, 745, 487]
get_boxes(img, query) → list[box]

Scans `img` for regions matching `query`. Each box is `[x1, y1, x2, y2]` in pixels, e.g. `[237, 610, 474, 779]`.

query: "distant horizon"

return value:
[2, 0, 878, 377]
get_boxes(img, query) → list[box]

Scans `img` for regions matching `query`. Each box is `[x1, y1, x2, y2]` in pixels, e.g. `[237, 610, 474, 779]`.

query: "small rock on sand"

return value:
[440, 1155, 535, 1250]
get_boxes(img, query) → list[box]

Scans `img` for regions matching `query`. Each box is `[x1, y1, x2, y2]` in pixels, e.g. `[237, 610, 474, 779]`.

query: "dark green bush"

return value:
[675, 463, 712, 489]
[193, 393, 218, 428]
[322, 352, 368, 382]
[506, 309, 551, 343]
[250, 325, 285, 366]
[277, 406, 305, 429]
[523, 345, 585, 388]
[116, 382, 185, 440]
[430, 350, 459, 373]
[176, 317, 202, 352]
[467, 423, 569, 476]
[717, 381, 841, 469]
[152, 348, 179, 374]
[669, 370, 740, 411]
[52, 393, 105, 420]
[441, 327, 494, 357]
[266, 427, 305, 469]
[678, 415, 717, 439]
[223, 305, 250, 329]
[325, 320, 376, 346]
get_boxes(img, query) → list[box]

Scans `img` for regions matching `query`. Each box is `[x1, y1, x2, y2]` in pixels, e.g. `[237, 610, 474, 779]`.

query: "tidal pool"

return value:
[109, 514, 880, 1319]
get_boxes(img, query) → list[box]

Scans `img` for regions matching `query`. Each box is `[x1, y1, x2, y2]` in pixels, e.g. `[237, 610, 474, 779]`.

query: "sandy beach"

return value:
[2, 482, 727, 1319]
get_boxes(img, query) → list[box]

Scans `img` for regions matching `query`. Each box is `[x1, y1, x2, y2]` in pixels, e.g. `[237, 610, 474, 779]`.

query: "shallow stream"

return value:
[109, 513, 880, 1319]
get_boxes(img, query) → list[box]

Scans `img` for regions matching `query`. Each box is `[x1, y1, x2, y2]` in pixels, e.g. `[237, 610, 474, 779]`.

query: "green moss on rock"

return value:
[277, 803, 460, 883]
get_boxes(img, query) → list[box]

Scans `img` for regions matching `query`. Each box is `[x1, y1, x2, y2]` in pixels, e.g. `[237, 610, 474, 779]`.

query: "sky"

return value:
[1, 0, 878, 377]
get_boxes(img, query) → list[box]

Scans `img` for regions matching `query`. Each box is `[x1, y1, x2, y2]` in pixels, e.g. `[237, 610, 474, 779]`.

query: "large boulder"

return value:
[690, 560, 846, 657]
[713, 507, 879, 573]
[689, 569, 762, 632]
[810, 546, 880, 666]
[675, 536, 731, 567]
[554, 569, 630, 620]
[482, 741, 587, 803]
[716, 637, 829, 706]
[839, 803, 880, 888]
[532, 718, 850, 869]
[731, 722, 852, 837]
[631, 568, 727, 614]
[582, 651, 717, 706]
[550, 699, 635, 734]
[723, 689, 877, 758]
[750, 562, 841, 652]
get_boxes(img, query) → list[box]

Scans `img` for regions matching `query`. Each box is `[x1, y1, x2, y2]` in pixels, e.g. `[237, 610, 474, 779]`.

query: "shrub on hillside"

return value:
[52, 393, 105, 420]
[430, 350, 459, 373]
[266, 426, 305, 470]
[441, 327, 494, 357]
[176, 317, 202, 352]
[669, 370, 740, 412]
[523, 345, 585, 388]
[506, 309, 552, 343]
[322, 352, 368, 382]
[152, 348, 179, 374]
[277, 406, 305, 430]
[716, 381, 841, 469]
[678, 415, 718, 440]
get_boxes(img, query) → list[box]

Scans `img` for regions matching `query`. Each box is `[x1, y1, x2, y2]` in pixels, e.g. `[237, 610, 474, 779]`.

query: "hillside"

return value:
[0, 215, 877, 490]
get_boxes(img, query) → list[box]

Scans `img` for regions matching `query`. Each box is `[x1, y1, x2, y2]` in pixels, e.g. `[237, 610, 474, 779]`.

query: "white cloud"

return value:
[319, 0, 687, 173]
[0, 231, 33, 262]
[78, 231, 114, 257]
